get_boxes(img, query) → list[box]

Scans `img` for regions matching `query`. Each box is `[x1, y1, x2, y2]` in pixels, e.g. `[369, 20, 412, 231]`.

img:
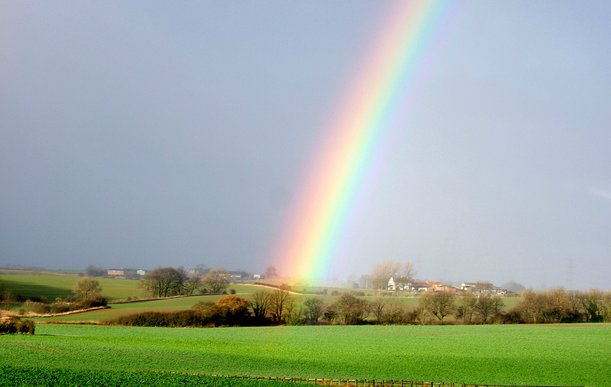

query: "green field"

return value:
[0, 366, 309, 387]
[36, 295, 224, 322]
[2, 323, 610, 386]
[0, 272, 145, 301]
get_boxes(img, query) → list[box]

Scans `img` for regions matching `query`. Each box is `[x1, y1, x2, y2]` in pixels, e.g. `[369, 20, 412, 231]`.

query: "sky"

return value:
[1, 1, 609, 290]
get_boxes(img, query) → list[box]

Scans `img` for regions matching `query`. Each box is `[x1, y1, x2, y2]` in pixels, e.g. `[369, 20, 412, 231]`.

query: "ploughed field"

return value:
[3, 324, 610, 386]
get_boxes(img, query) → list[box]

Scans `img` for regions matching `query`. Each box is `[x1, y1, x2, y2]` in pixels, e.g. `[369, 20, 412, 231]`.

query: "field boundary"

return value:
[210, 374, 573, 387]
[1, 306, 109, 319]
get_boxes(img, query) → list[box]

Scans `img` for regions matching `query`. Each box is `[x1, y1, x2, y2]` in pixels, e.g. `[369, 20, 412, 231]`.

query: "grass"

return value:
[0, 272, 145, 301]
[36, 295, 223, 322]
[0, 365, 311, 386]
[2, 323, 609, 386]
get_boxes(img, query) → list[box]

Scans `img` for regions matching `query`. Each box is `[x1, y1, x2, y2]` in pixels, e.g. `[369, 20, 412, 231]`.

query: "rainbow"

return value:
[273, 1, 451, 281]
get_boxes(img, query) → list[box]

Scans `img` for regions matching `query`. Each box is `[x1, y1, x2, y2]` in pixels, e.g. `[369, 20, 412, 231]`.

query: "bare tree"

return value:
[142, 267, 187, 297]
[474, 294, 504, 323]
[183, 272, 201, 296]
[474, 282, 494, 293]
[333, 293, 369, 325]
[284, 297, 300, 325]
[370, 297, 387, 323]
[201, 269, 230, 294]
[402, 262, 417, 282]
[457, 292, 478, 323]
[303, 297, 325, 324]
[264, 266, 278, 279]
[250, 290, 271, 321]
[269, 289, 292, 323]
[371, 260, 402, 290]
[419, 291, 456, 322]
[72, 277, 102, 301]
[573, 289, 608, 322]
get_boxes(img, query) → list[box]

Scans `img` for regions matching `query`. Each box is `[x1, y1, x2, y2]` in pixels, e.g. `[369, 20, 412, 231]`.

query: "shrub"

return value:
[0, 317, 35, 335]
[0, 319, 17, 334]
[23, 300, 50, 314]
[111, 310, 214, 328]
[17, 319, 35, 334]
[78, 295, 108, 309]
[49, 302, 72, 314]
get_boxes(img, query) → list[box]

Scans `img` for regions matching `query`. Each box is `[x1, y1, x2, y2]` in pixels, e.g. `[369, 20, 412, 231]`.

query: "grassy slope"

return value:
[38, 295, 223, 322]
[2, 324, 609, 386]
[0, 272, 145, 301]
[3, 272, 520, 323]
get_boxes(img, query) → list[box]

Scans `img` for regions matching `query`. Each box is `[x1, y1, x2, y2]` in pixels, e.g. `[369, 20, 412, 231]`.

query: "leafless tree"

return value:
[370, 297, 387, 323]
[402, 262, 417, 282]
[333, 293, 369, 325]
[371, 260, 402, 290]
[201, 269, 230, 294]
[250, 290, 271, 320]
[183, 272, 201, 295]
[264, 266, 278, 279]
[303, 297, 325, 324]
[474, 294, 504, 323]
[269, 289, 292, 323]
[142, 267, 186, 297]
[457, 292, 477, 323]
[72, 277, 102, 300]
[419, 291, 456, 322]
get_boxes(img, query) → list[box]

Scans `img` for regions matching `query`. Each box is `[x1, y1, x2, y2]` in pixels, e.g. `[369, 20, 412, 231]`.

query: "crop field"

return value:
[2, 323, 610, 386]
[0, 366, 309, 387]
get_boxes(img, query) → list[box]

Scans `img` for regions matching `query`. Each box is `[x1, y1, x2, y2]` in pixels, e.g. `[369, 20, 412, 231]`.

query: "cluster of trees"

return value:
[112, 291, 290, 327]
[512, 288, 610, 323]
[418, 291, 505, 324]
[112, 290, 413, 327]
[416, 288, 611, 324]
[0, 317, 35, 335]
[113, 287, 611, 328]
[141, 267, 230, 297]
[110, 289, 611, 326]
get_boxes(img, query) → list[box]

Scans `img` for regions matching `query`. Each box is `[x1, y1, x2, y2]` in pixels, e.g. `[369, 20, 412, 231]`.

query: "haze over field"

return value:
[1, 1, 609, 289]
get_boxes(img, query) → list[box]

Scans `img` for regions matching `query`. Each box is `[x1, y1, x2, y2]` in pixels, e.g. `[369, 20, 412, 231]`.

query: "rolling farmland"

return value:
[2, 323, 610, 386]
[0, 272, 145, 301]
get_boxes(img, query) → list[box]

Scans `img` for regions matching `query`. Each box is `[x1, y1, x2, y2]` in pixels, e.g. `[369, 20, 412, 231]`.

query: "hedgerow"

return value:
[0, 317, 35, 335]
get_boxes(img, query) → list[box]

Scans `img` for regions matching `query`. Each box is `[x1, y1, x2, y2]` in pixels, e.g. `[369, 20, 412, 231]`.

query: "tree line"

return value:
[141, 267, 230, 297]
[111, 287, 611, 328]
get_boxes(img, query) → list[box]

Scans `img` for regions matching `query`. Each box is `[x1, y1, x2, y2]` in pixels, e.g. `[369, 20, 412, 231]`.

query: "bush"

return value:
[111, 310, 214, 328]
[17, 319, 35, 334]
[49, 302, 72, 314]
[78, 295, 108, 309]
[0, 319, 17, 334]
[23, 300, 50, 314]
[112, 296, 259, 328]
[0, 317, 35, 335]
